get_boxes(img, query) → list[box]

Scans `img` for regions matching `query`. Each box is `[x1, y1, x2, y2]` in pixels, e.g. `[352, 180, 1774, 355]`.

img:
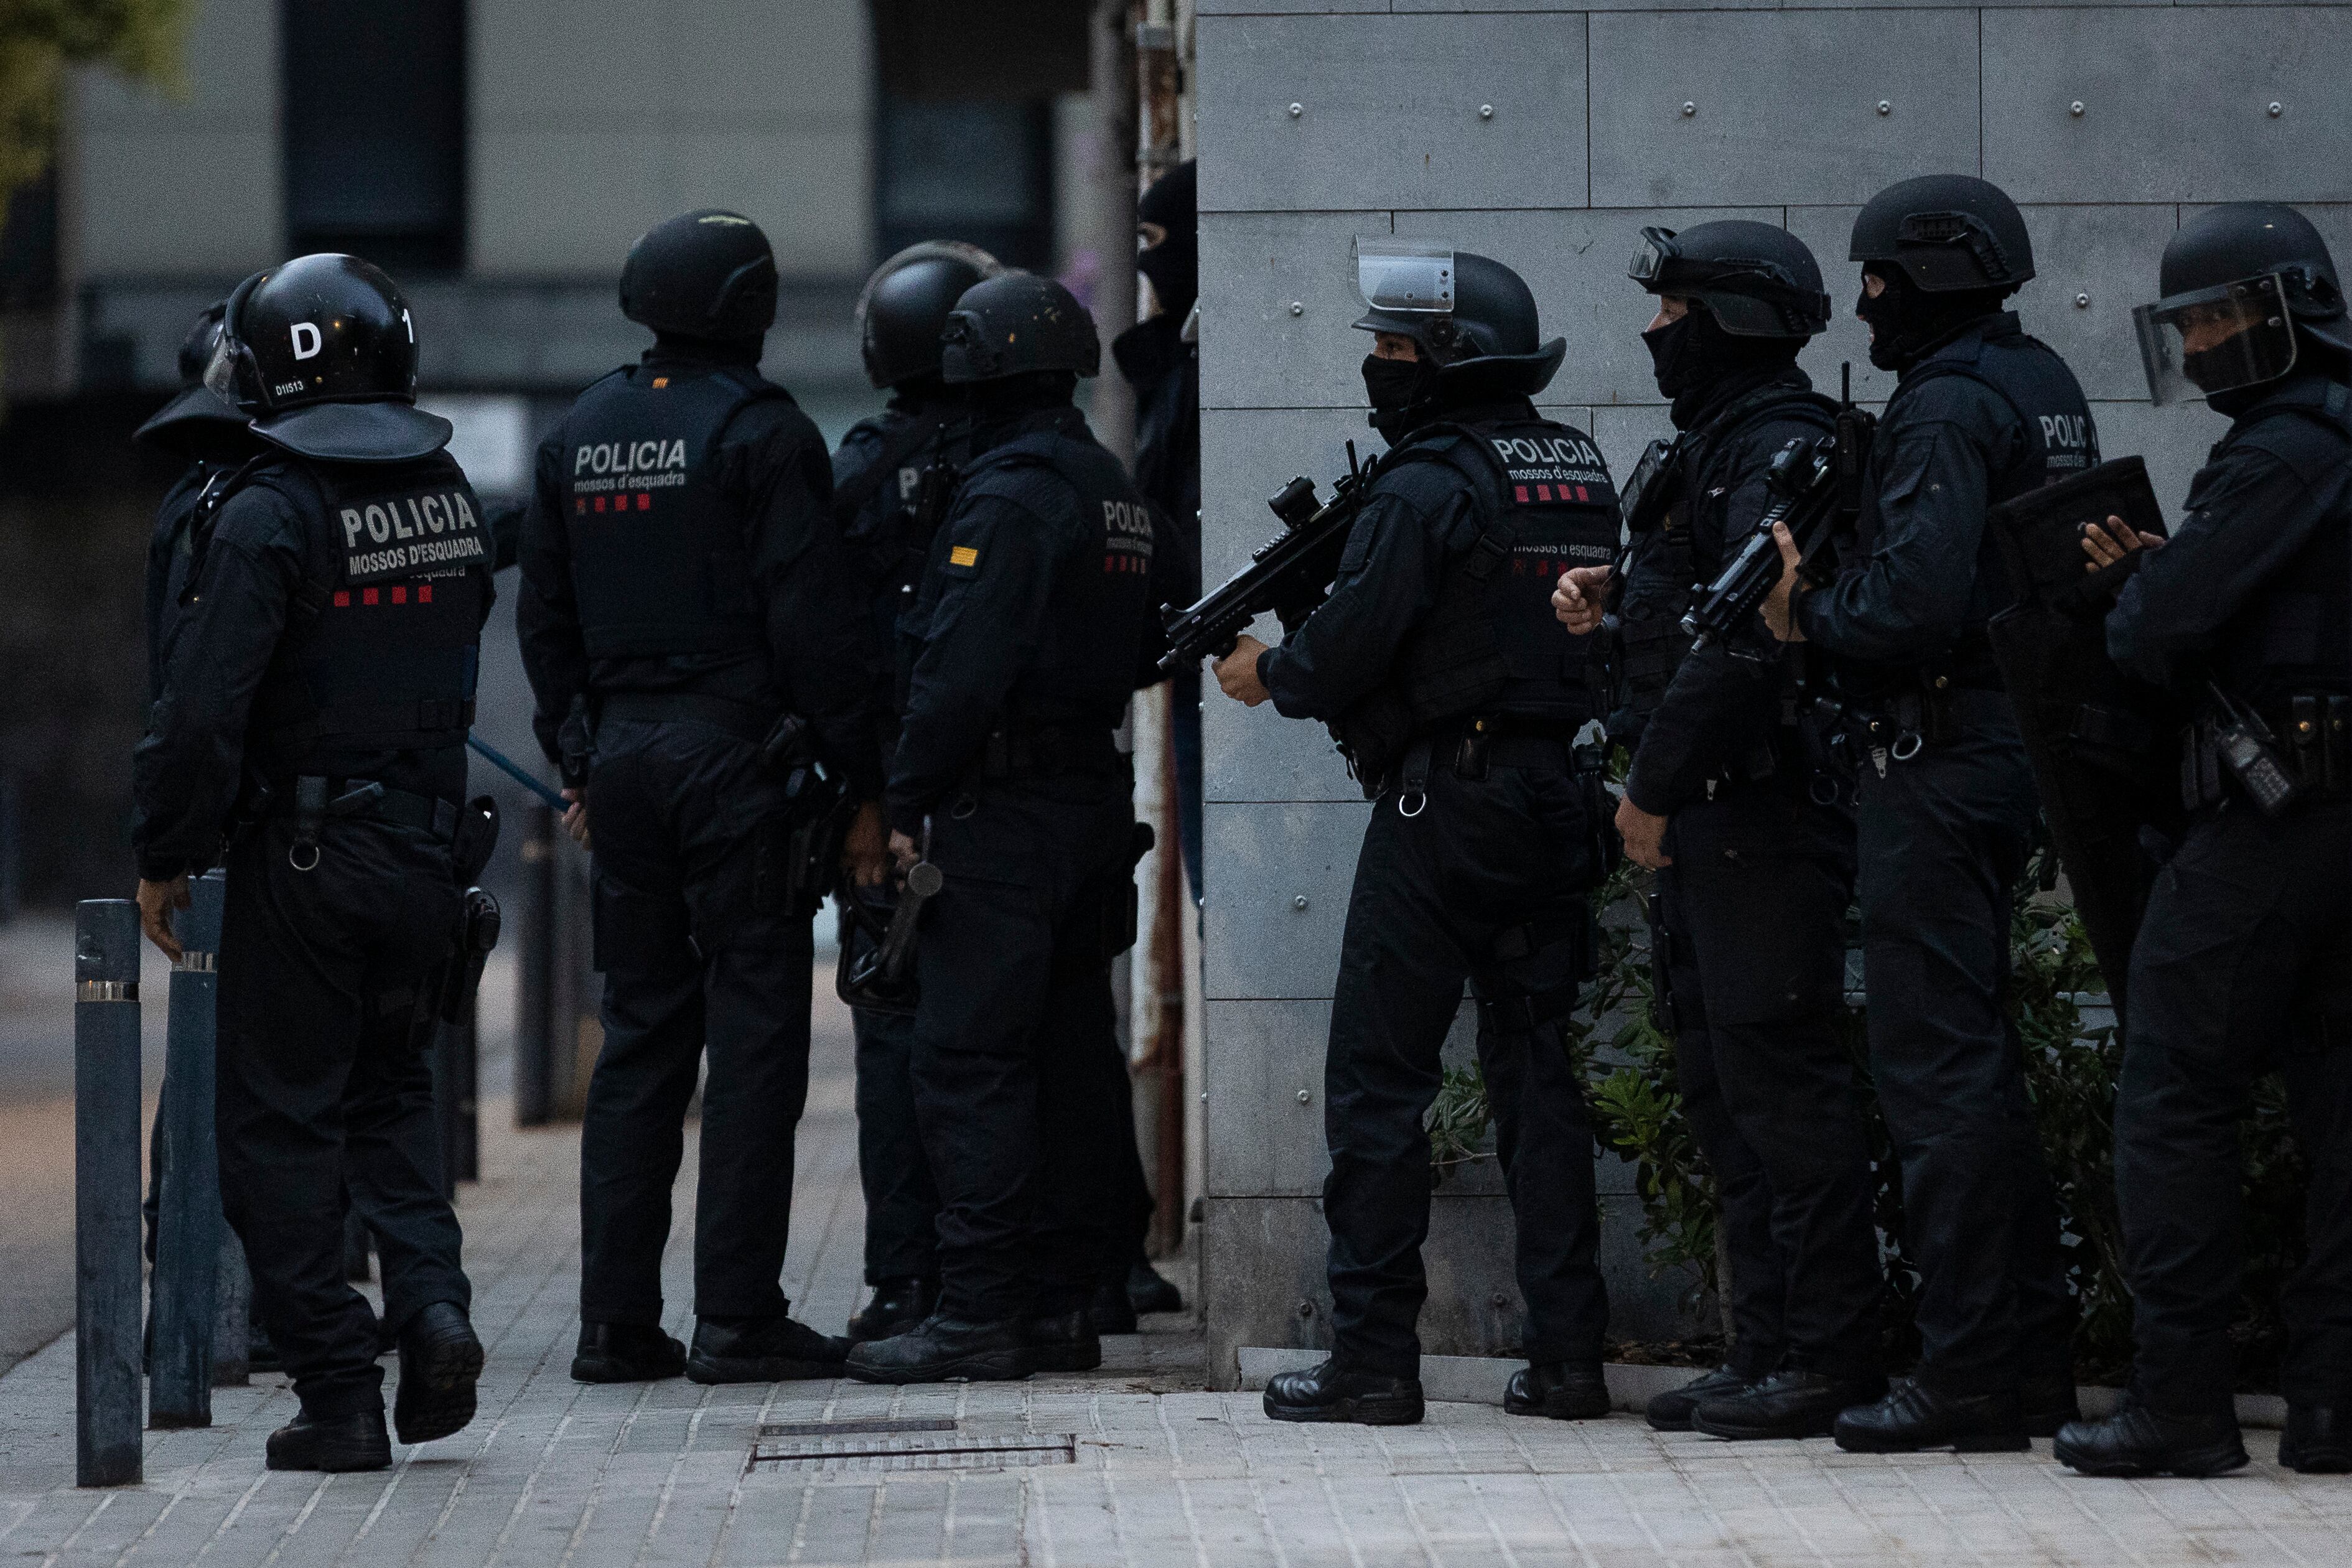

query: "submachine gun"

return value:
[1680, 366, 1875, 653]
[1157, 441, 1383, 674]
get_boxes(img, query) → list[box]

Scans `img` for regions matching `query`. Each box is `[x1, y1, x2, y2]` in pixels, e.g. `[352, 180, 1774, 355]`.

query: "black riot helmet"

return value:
[1351, 240, 1566, 397]
[618, 209, 778, 343]
[1629, 221, 1830, 339]
[133, 299, 245, 450]
[2135, 203, 2348, 405]
[940, 271, 1101, 383]
[205, 254, 452, 462]
[1849, 175, 2035, 294]
[856, 241, 1004, 390]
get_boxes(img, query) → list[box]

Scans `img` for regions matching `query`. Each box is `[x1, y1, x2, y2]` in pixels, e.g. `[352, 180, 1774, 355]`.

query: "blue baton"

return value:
[465, 734, 567, 812]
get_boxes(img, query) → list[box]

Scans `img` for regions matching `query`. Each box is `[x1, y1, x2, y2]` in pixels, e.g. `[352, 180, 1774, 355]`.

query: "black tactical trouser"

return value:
[908, 775, 1139, 1321]
[1323, 757, 1605, 1376]
[217, 818, 469, 1417]
[852, 1004, 940, 1284]
[1655, 785, 1882, 1379]
[579, 718, 813, 1327]
[2117, 797, 2352, 1417]
[1852, 704, 2073, 1394]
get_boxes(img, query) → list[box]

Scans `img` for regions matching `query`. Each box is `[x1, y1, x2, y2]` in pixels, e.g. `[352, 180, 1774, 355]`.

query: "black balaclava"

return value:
[1855, 265, 2007, 372]
[968, 370, 1080, 436]
[1361, 353, 1443, 443]
[2206, 332, 2351, 419]
[1641, 307, 1801, 426]
[1136, 161, 1198, 319]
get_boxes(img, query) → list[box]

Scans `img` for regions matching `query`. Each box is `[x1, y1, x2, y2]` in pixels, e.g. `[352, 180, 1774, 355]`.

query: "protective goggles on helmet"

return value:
[1628, 227, 1827, 338]
[2133, 273, 2298, 406]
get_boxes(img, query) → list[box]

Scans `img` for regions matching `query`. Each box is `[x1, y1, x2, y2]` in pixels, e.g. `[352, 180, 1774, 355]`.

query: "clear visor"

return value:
[1354, 238, 1454, 316]
[2133, 273, 2298, 406]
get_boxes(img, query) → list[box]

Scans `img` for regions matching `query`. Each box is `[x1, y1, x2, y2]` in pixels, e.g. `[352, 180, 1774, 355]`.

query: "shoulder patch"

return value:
[949, 544, 979, 569]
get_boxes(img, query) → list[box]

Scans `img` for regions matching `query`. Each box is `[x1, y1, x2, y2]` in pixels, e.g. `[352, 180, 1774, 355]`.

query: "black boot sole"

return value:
[1837, 1427, 2032, 1454]
[1263, 1391, 1424, 1426]
[1505, 1391, 1611, 1422]
[686, 1353, 846, 1385]
[394, 1331, 484, 1445]
[569, 1350, 686, 1384]
[1693, 1407, 1842, 1442]
[1646, 1409, 1696, 1433]
[843, 1348, 1034, 1385]
[266, 1427, 392, 1472]
[2280, 1440, 2352, 1475]
[2053, 1434, 2249, 1478]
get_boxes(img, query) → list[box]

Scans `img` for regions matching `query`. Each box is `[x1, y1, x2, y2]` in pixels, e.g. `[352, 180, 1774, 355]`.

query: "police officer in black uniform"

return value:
[1559, 222, 1886, 1439]
[2053, 205, 2352, 1479]
[844, 271, 1178, 1384]
[132, 254, 491, 1471]
[1216, 243, 1617, 1427]
[516, 210, 889, 1386]
[137, 301, 258, 698]
[1760, 175, 2086, 1452]
[831, 239, 1001, 1343]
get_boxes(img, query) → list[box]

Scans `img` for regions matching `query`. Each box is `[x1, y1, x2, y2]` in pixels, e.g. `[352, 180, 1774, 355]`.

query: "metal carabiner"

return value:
[1890, 730, 1925, 763]
[1396, 791, 1427, 819]
[287, 839, 321, 872]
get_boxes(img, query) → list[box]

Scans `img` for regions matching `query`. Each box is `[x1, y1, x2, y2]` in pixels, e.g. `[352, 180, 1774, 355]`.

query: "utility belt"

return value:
[2181, 690, 2351, 814]
[1829, 674, 2010, 775]
[259, 776, 461, 872]
[595, 689, 776, 746]
[976, 722, 1122, 780]
[1381, 714, 1585, 808]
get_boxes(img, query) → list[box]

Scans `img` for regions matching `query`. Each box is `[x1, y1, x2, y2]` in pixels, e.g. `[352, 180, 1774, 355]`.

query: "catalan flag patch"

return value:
[949, 545, 980, 568]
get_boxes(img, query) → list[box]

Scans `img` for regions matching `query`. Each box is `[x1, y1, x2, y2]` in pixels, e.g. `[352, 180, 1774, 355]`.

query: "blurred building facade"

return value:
[0, 0, 1112, 905]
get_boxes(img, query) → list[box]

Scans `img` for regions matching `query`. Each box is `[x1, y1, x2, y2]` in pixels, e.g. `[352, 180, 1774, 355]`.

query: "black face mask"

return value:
[1362, 353, 1439, 439]
[1854, 279, 1911, 372]
[1641, 313, 1704, 398]
[1137, 240, 1197, 320]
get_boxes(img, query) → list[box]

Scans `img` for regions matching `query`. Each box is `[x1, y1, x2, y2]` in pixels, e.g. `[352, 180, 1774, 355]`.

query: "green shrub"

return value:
[1426, 841, 2312, 1387]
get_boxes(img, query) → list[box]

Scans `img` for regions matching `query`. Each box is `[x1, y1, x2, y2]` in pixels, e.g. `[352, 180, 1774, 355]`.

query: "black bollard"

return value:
[513, 802, 556, 1127]
[150, 872, 225, 1426]
[75, 900, 143, 1486]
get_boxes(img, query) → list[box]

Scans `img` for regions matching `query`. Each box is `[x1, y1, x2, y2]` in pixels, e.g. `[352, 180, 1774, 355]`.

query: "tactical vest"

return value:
[940, 422, 1160, 729]
[1614, 383, 1837, 735]
[240, 452, 489, 776]
[1338, 415, 1620, 773]
[556, 363, 785, 661]
[1850, 317, 2096, 681]
[2207, 379, 2351, 709]
[838, 404, 964, 646]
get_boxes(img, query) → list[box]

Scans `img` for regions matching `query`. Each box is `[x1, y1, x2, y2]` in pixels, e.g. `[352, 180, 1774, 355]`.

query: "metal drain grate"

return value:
[750, 1426, 1076, 1473]
[760, 1418, 956, 1439]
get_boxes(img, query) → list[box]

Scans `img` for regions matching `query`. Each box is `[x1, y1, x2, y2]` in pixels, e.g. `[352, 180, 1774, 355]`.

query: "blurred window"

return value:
[281, 0, 467, 272]
[875, 98, 1055, 272]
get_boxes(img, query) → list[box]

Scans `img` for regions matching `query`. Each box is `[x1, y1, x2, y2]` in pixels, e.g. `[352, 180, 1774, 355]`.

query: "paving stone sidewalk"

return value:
[2, 981, 2346, 1567]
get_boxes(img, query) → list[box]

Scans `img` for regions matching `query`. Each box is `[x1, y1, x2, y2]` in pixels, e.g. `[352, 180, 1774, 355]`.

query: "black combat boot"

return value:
[1127, 1259, 1183, 1315]
[848, 1277, 939, 1343]
[1505, 1361, 1611, 1421]
[1091, 1279, 1139, 1335]
[2020, 1364, 2082, 1437]
[688, 1315, 850, 1384]
[1834, 1379, 2030, 1453]
[2053, 1404, 2247, 1478]
[1026, 1309, 1103, 1374]
[392, 1302, 483, 1445]
[571, 1322, 688, 1384]
[1263, 1358, 1424, 1426]
[1694, 1368, 1888, 1442]
[2279, 1404, 2352, 1474]
[845, 1314, 1033, 1384]
[1644, 1364, 1757, 1432]
[266, 1406, 393, 1472]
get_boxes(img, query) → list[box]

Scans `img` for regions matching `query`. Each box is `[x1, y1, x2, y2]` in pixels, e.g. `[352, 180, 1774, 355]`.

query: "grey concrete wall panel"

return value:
[1982, 9, 2352, 203]
[1203, 689, 1363, 805]
[1590, 404, 1680, 491]
[1202, 0, 1387, 12]
[1394, 209, 1785, 409]
[1204, 801, 1368, 1000]
[2004, 206, 2184, 403]
[1587, 12, 1979, 209]
[1197, 14, 1589, 213]
[2090, 399, 2233, 523]
[71, 0, 281, 275]
[1596, 1197, 1709, 1343]
[1200, 211, 1391, 410]
[1783, 206, 1901, 409]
